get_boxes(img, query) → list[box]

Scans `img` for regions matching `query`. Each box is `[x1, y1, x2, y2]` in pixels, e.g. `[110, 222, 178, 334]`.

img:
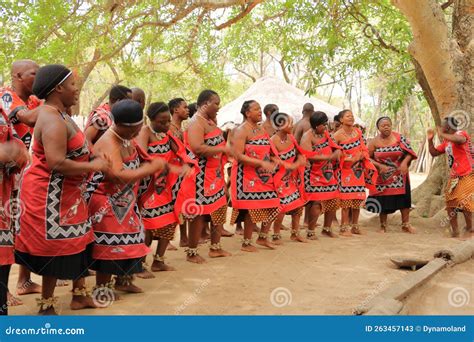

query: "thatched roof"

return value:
[217, 76, 364, 127]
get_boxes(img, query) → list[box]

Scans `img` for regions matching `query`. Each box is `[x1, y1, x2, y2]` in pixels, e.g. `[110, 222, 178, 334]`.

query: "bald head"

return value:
[131, 87, 146, 109]
[11, 60, 39, 98]
[302, 103, 314, 116]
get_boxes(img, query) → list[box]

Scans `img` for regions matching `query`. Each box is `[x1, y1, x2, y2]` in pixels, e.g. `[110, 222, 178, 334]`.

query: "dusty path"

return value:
[401, 260, 473, 315]
[8, 173, 470, 315]
[8, 216, 463, 315]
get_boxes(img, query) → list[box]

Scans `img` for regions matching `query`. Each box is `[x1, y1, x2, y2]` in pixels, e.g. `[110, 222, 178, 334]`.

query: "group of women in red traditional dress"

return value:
[0, 62, 472, 316]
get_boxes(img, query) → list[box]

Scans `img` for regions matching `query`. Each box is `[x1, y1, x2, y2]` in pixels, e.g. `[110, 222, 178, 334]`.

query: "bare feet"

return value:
[256, 238, 276, 249]
[186, 254, 206, 264]
[339, 228, 352, 237]
[179, 240, 189, 248]
[17, 280, 42, 295]
[377, 228, 386, 234]
[451, 229, 461, 238]
[321, 229, 339, 238]
[70, 295, 98, 310]
[291, 234, 308, 242]
[115, 283, 144, 294]
[220, 227, 234, 237]
[135, 268, 156, 279]
[7, 292, 23, 306]
[241, 244, 259, 252]
[151, 260, 176, 271]
[167, 243, 178, 251]
[208, 249, 232, 258]
[38, 307, 57, 315]
[272, 239, 284, 245]
[401, 224, 416, 234]
[306, 231, 319, 240]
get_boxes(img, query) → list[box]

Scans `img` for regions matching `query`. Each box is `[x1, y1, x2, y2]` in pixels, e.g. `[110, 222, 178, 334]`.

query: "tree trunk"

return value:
[392, 0, 472, 216]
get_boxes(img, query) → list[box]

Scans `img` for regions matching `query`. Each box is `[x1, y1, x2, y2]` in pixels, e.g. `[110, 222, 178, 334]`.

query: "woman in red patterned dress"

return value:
[15, 64, 110, 315]
[230, 100, 281, 252]
[270, 113, 307, 244]
[300, 111, 342, 239]
[0, 115, 29, 315]
[333, 110, 377, 236]
[135, 102, 195, 275]
[88, 99, 165, 297]
[367, 117, 417, 233]
[428, 116, 473, 238]
[175, 90, 232, 263]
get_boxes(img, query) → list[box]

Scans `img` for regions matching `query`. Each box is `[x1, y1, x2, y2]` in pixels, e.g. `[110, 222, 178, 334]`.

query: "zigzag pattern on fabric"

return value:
[147, 143, 171, 154]
[280, 148, 296, 161]
[141, 203, 173, 218]
[375, 145, 402, 153]
[247, 139, 270, 146]
[339, 185, 366, 193]
[340, 139, 361, 150]
[94, 230, 145, 246]
[204, 135, 225, 146]
[0, 231, 13, 245]
[304, 168, 337, 193]
[236, 163, 278, 200]
[312, 140, 329, 150]
[195, 158, 226, 205]
[281, 190, 301, 205]
[66, 141, 89, 159]
[376, 177, 404, 191]
[45, 174, 91, 240]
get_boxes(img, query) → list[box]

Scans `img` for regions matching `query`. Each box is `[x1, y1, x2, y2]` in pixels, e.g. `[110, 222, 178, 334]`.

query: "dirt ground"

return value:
[7, 173, 472, 315]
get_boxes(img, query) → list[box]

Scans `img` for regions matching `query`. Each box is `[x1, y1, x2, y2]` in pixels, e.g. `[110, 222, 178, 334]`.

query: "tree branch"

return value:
[235, 67, 257, 82]
[215, 0, 264, 30]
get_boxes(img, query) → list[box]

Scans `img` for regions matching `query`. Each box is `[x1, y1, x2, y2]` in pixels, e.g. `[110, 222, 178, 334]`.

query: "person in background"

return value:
[428, 116, 473, 238]
[84, 85, 132, 145]
[367, 117, 417, 234]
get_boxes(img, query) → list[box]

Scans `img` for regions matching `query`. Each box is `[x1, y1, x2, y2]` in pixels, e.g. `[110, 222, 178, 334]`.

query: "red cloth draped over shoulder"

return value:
[299, 131, 341, 201]
[230, 132, 280, 210]
[88, 142, 151, 261]
[272, 134, 306, 213]
[370, 132, 417, 196]
[141, 132, 197, 230]
[0, 111, 22, 265]
[338, 128, 378, 200]
[16, 129, 93, 257]
[175, 128, 227, 217]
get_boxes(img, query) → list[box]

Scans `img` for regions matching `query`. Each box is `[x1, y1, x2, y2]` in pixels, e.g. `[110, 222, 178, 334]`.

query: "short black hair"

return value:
[310, 111, 328, 129]
[188, 102, 197, 118]
[109, 85, 132, 104]
[338, 109, 352, 119]
[197, 89, 218, 106]
[240, 100, 257, 118]
[112, 99, 143, 125]
[168, 98, 185, 115]
[263, 104, 278, 117]
[147, 102, 169, 121]
[376, 116, 391, 129]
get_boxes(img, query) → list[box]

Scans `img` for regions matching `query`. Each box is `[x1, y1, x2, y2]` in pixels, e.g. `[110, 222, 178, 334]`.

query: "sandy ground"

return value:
[7, 173, 472, 315]
[402, 260, 473, 315]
